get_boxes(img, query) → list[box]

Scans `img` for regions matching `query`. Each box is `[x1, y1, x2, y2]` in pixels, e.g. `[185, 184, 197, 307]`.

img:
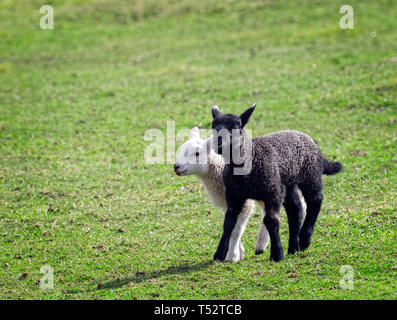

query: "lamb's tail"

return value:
[323, 158, 343, 175]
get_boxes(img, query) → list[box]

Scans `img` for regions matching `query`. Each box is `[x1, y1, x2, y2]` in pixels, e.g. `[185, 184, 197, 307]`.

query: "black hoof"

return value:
[255, 250, 264, 255]
[213, 251, 226, 261]
[270, 252, 284, 262]
[299, 237, 311, 251]
[287, 246, 300, 255]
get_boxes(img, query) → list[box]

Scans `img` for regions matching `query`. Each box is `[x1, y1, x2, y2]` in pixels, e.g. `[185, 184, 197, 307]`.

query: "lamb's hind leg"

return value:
[299, 180, 323, 251]
[283, 186, 303, 254]
[255, 202, 270, 255]
[297, 188, 307, 224]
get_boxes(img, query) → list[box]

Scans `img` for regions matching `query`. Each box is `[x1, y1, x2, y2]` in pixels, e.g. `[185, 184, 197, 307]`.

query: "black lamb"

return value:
[211, 104, 343, 262]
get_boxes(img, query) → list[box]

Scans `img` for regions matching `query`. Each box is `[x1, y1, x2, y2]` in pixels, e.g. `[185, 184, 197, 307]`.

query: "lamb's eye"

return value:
[195, 151, 200, 157]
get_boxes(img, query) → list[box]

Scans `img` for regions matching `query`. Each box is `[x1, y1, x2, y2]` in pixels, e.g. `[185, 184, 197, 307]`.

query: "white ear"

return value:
[189, 127, 200, 139]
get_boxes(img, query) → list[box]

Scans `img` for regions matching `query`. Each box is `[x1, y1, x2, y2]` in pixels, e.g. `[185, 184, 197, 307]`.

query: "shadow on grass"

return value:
[96, 260, 214, 291]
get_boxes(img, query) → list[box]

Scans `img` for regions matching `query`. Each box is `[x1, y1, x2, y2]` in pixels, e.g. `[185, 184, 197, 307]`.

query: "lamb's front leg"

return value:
[214, 201, 245, 261]
[214, 209, 237, 261]
[239, 241, 245, 260]
[225, 208, 250, 262]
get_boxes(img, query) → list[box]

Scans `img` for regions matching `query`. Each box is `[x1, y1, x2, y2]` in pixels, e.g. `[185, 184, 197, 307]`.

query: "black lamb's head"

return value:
[211, 103, 256, 156]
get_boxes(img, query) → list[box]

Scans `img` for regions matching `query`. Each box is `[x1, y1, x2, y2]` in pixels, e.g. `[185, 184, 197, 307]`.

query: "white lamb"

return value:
[173, 127, 270, 261]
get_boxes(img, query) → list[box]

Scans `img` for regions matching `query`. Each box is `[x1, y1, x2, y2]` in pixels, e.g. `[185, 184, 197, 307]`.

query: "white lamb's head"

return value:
[174, 127, 212, 177]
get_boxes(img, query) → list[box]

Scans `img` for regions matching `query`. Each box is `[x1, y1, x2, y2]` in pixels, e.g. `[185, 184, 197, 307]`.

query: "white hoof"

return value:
[225, 253, 240, 262]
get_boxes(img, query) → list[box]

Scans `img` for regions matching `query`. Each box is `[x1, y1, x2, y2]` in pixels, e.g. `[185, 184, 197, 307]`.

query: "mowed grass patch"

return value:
[0, 0, 396, 299]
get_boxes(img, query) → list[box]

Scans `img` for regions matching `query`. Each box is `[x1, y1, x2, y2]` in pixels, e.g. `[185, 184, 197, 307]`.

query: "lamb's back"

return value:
[253, 130, 321, 185]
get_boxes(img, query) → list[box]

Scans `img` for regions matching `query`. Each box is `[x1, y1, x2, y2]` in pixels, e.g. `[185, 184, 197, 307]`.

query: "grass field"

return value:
[0, 0, 396, 299]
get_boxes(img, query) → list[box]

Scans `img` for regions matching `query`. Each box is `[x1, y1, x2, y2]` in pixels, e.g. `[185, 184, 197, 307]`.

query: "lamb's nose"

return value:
[174, 164, 180, 171]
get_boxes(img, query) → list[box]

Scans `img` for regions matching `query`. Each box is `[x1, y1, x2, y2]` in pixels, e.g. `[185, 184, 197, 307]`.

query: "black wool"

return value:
[210, 104, 343, 262]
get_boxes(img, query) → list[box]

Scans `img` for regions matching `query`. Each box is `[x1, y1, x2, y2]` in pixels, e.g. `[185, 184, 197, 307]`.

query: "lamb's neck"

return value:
[197, 154, 224, 185]
[197, 138, 224, 183]
[196, 153, 226, 210]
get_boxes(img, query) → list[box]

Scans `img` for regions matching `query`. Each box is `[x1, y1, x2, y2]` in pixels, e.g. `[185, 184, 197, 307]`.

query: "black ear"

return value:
[240, 103, 256, 127]
[212, 105, 221, 119]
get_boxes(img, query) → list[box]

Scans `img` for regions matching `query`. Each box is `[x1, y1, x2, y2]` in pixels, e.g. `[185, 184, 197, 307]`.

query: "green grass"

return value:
[0, 0, 396, 299]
